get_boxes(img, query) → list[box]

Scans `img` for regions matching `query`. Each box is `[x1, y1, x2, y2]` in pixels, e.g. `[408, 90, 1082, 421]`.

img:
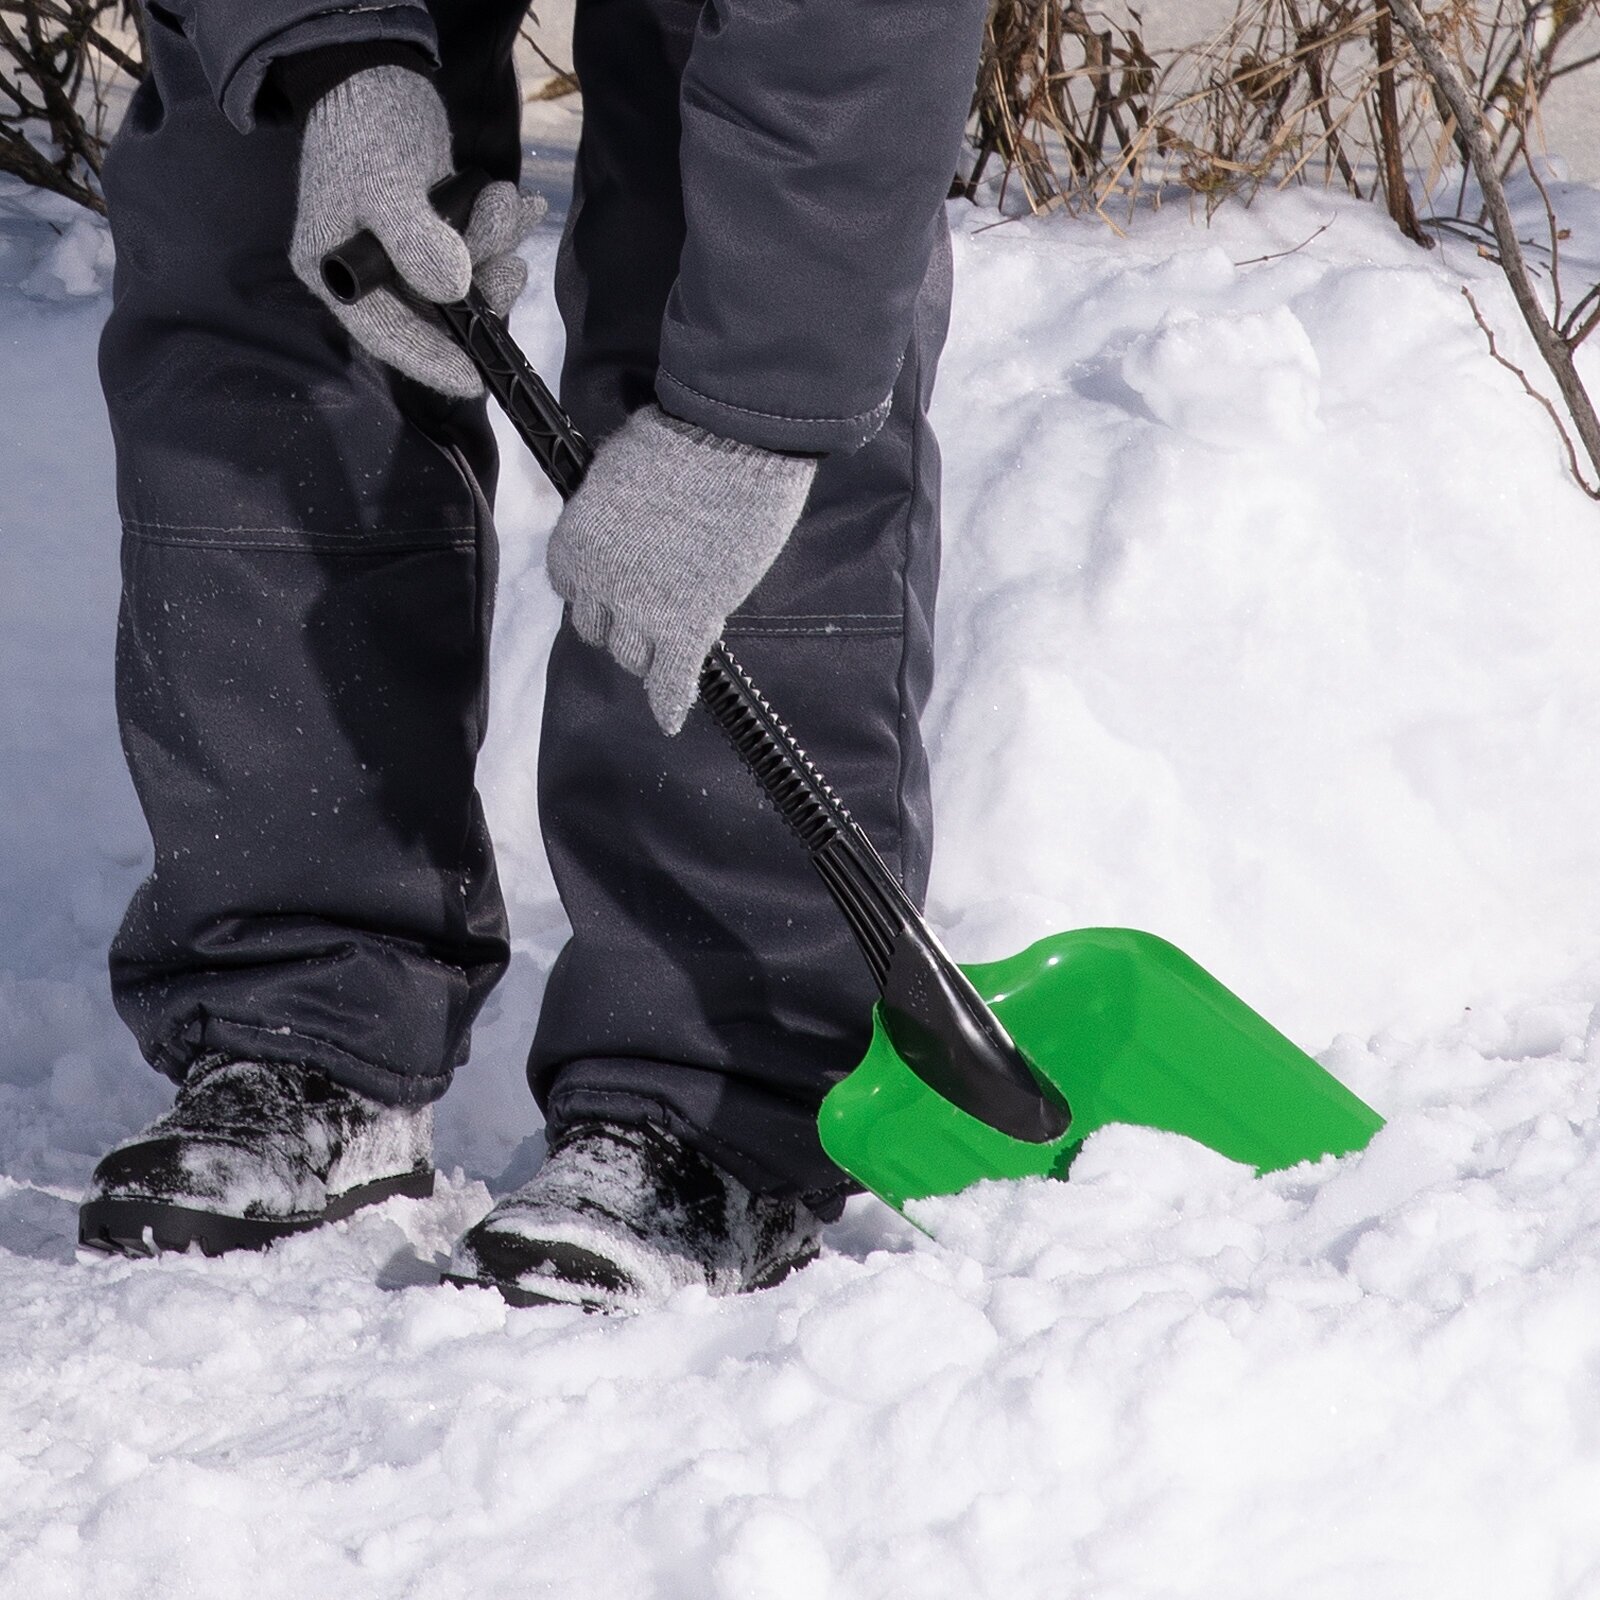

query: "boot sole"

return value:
[439, 1272, 607, 1312]
[441, 1238, 630, 1312]
[78, 1166, 436, 1259]
[441, 1238, 822, 1312]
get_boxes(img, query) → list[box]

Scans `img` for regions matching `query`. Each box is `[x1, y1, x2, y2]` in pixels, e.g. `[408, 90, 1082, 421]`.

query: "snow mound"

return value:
[20, 216, 115, 301]
[927, 186, 1600, 1051]
[1122, 303, 1322, 448]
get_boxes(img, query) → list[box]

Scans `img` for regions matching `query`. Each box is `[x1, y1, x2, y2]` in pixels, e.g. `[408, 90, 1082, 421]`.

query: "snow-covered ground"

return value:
[9, 152, 1600, 1595]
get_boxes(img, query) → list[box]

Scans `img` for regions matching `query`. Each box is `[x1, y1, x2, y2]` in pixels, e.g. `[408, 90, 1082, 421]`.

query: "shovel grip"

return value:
[321, 181, 593, 500]
[435, 291, 592, 499]
[320, 171, 486, 305]
[698, 643, 916, 986]
[697, 644, 854, 855]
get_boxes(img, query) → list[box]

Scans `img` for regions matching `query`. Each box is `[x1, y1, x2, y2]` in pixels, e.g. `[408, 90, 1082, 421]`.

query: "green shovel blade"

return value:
[819, 927, 1383, 1213]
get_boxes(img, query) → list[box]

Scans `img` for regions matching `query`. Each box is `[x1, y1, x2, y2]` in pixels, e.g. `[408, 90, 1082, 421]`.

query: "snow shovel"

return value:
[324, 181, 1383, 1216]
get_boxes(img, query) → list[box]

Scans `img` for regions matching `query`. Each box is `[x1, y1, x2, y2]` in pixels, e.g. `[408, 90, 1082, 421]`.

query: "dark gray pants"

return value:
[100, 0, 948, 1210]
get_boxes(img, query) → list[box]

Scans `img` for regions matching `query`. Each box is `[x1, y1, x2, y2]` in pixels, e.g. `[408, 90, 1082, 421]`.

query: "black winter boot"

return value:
[78, 1058, 434, 1257]
[445, 1122, 823, 1312]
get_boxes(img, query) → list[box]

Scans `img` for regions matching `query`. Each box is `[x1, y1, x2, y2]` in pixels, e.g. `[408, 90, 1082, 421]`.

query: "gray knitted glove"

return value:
[289, 65, 544, 397]
[547, 405, 819, 735]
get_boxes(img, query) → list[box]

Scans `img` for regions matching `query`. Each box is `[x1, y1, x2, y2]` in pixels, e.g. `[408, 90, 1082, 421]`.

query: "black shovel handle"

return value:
[321, 170, 487, 304]
[322, 185, 1070, 1144]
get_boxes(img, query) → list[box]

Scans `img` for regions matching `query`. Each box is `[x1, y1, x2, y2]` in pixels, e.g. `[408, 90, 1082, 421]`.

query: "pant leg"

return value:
[529, 0, 953, 1214]
[99, 2, 526, 1106]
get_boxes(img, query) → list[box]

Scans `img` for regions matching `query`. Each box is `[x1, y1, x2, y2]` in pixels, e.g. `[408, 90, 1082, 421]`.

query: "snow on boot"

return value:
[444, 1122, 823, 1313]
[78, 1057, 434, 1258]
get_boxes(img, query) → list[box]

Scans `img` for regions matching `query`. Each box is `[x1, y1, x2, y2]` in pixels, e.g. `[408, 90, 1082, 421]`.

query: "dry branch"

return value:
[0, 0, 141, 214]
[1389, 0, 1600, 489]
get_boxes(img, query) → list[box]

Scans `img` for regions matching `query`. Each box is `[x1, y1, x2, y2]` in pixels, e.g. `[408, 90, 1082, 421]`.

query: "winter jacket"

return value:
[151, 0, 987, 453]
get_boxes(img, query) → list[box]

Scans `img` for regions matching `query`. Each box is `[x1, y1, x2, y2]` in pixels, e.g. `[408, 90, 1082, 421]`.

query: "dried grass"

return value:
[967, 0, 1599, 232]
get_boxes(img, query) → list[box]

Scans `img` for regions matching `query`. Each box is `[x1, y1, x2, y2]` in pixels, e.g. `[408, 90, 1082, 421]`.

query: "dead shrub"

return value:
[966, 0, 1599, 229]
[0, 0, 144, 214]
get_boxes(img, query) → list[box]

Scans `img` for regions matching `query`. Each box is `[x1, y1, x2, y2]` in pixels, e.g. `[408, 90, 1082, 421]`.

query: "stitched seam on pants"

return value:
[442, 442, 497, 759]
[123, 522, 477, 555]
[125, 519, 477, 536]
[727, 612, 901, 623]
[723, 612, 903, 637]
[722, 621, 903, 639]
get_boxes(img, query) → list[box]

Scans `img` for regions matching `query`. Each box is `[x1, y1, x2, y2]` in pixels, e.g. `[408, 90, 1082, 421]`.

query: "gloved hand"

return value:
[289, 64, 544, 398]
[547, 405, 819, 735]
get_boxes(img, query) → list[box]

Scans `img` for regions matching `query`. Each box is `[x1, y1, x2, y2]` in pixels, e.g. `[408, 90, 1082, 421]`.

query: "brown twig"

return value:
[1390, 0, 1600, 493]
[1290, 4, 1364, 196]
[1372, 1, 1432, 245]
[518, 20, 577, 99]
[1233, 218, 1335, 265]
[0, 0, 137, 214]
[1464, 284, 1600, 497]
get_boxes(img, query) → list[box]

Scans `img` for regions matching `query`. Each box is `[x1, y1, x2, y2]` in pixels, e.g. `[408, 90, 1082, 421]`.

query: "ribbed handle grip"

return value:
[435, 292, 591, 499]
[697, 642, 919, 986]
[697, 644, 851, 854]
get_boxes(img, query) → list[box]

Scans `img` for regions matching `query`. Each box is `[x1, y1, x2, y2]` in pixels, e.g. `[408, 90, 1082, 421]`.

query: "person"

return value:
[78, 0, 985, 1312]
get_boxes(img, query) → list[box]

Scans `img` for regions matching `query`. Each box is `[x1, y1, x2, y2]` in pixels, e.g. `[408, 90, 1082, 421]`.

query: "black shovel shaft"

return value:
[322, 192, 1071, 1143]
[437, 305, 917, 982]
[698, 646, 1067, 1144]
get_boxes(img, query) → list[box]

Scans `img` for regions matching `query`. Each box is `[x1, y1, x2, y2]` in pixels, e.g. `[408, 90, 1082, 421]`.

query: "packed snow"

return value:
[7, 153, 1600, 1596]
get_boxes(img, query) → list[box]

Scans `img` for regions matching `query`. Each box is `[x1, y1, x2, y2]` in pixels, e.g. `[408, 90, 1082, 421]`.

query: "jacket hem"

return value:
[655, 367, 896, 457]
